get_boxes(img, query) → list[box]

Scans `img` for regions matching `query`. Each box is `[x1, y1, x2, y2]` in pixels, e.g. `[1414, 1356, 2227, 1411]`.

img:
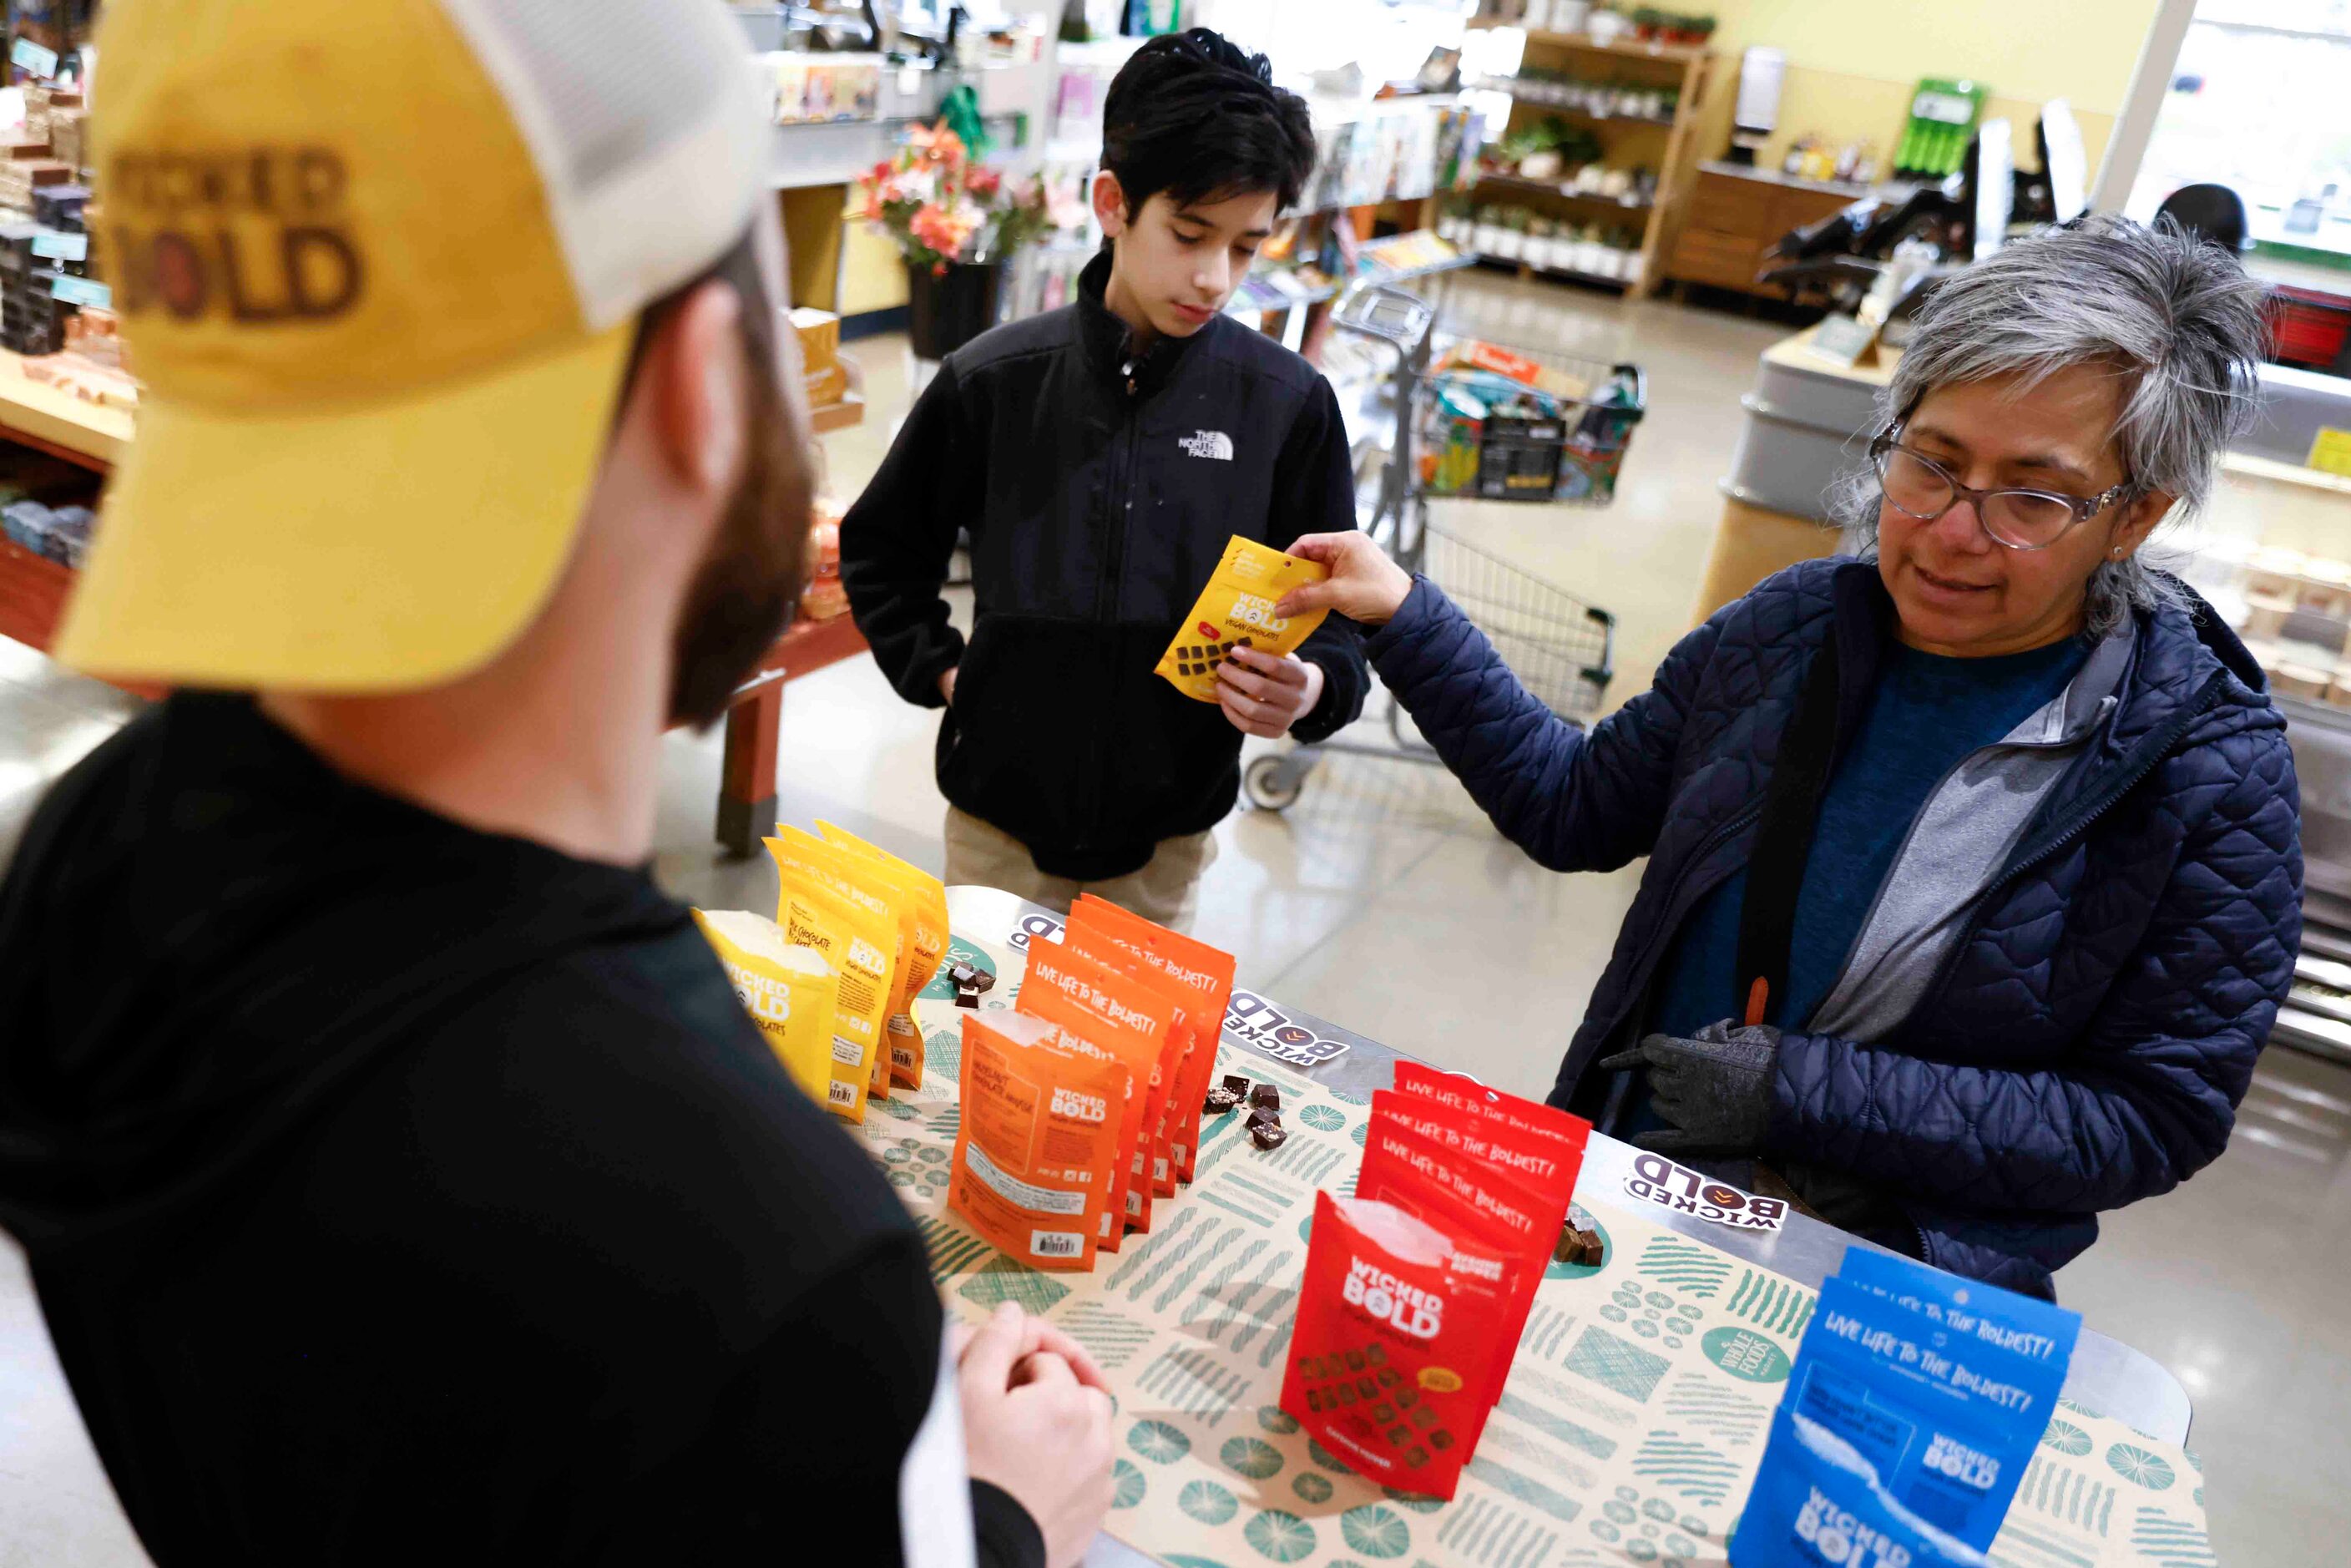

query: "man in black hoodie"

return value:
[0, 3, 1109, 1565]
[842, 29, 1372, 928]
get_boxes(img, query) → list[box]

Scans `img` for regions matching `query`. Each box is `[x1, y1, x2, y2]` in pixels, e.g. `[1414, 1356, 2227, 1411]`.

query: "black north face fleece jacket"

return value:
[842, 251, 1371, 881]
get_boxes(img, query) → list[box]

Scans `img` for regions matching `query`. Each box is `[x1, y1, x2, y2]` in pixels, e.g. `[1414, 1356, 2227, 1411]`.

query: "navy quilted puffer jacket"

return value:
[1366, 557, 2302, 1297]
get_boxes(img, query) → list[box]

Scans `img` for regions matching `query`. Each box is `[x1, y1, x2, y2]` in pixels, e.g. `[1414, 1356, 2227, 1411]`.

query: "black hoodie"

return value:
[841, 250, 1372, 882]
[0, 694, 1039, 1565]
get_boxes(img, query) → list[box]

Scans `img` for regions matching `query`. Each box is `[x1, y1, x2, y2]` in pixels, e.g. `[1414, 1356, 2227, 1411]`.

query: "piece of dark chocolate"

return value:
[1248, 1083, 1281, 1112]
[1553, 1222, 1605, 1267]
[1204, 1085, 1241, 1114]
[1249, 1120, 1288, 1151]
[1222, 1073, 1251, 1098]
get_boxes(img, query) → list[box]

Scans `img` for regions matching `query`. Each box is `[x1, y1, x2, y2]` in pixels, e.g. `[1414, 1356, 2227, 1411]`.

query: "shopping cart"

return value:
[1242, 280, 1636, 812]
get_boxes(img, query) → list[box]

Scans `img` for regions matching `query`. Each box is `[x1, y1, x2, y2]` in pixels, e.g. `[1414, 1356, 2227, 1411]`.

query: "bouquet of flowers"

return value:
[856, 123, 1057, 276]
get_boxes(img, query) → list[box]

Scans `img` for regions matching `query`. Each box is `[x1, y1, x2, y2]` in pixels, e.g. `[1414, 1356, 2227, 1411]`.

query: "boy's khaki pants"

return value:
[942, 807, 1217, 933]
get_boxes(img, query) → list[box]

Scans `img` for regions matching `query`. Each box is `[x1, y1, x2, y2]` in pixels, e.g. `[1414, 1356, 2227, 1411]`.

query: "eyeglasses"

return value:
[1869, 428, 2133, 552]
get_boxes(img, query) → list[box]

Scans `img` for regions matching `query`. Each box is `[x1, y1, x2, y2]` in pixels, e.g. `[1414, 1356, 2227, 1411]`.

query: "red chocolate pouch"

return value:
[1391, 1061, 1593, 1179]
[1370, 1090, 1575, 1234]
[1282, 1192, 1508, 1503]
[1356, 1115, 1552, 1441]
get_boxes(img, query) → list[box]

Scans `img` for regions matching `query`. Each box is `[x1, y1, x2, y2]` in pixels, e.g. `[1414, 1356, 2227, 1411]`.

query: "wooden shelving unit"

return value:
[1462, 22, 1713, 299]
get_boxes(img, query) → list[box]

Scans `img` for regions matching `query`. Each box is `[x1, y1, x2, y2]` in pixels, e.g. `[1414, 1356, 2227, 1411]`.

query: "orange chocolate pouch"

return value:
[768, 826, 912, 1105]
[1153, 534, 1332, 703]
[1072, 895, 1236, 1186]
[816, 822, 948, 1090]
[950, 1011, 1125, 1270]
[1059, 919, 1189, 1229]
[1016, 942, 1171, 1255]
[1280, 1192, 1509, 1502]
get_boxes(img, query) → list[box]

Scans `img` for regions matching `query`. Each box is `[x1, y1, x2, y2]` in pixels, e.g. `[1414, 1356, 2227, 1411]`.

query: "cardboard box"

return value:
[791, 306, 839, 377]
[804, 362, 849, 408]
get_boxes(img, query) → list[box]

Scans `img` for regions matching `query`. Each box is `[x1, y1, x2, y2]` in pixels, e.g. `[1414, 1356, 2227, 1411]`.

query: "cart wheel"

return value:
[1245, 752, 1309, 812]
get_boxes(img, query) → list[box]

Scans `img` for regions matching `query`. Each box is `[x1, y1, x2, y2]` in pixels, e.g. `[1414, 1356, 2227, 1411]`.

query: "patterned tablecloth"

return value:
[864, 922, 2217, 1568]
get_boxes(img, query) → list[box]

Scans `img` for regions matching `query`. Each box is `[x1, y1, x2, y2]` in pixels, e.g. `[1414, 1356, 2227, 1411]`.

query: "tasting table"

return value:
[921, 889, 2194, 1568]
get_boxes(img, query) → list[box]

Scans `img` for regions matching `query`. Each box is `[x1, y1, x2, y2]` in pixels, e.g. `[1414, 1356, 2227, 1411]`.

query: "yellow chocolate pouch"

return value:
[817, 822, 948, 1089]
[692, 909, 838, 1103]
[766, 842, 900, 1122]
[769, 827, 911, 1105]
[1154, 534, 1332, 702]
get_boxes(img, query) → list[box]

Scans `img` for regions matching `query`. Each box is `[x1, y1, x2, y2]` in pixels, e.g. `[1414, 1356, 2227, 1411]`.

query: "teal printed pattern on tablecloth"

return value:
[1492, 1390, 1618, 1461]
[1721, 1267, 1816, 1337]
[1638, 1236, 1735, 1298]
[1056, 1300, 1156, 1371]
[1561, 1325, 1672, 1403]
[1661, 1372, 1769, 1447]
[2014, 1454, 2116, 1535]
[958, 1253, 1071, 1314]
[1113, 1459, 1148, 1509]
[2040, 1417, 2095, 1456]
[1435, 1491, 1565, 1564]
[915, 1214, 993, 1283]
[1521, 1301, 1580, 1360]
[1137, 1345, 1255, 1424]
[1477, 1417, 1603, 1494]
[2131, 1505, 2218, 1567]
[1630, 1429, 1741, 1506]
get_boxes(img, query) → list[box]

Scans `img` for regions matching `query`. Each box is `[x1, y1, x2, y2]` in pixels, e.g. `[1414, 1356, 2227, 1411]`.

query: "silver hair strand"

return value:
[1833, 213, 2272, 637]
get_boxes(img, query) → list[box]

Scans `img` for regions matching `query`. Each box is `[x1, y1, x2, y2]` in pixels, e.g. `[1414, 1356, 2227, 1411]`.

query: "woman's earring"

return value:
[2111, 547, 2126, 559]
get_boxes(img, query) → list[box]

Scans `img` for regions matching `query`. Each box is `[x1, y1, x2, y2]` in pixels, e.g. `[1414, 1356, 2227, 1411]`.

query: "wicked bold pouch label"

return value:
[1154, 534, 1331, 702]
[1281, 1193, 1509, 1502]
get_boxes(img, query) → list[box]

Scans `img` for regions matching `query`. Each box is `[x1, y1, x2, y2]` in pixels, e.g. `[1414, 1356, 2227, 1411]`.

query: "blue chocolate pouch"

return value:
[1732, 1406, 1991, 1568]
[1835, 1251, 2081, 1376]
[1782, 1274, 2070, 1546]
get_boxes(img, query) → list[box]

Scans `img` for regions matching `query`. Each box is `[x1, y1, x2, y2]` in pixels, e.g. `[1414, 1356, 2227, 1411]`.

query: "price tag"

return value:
[10, 38, 58, 80]
[31, 228, 85, 262]
[2308, 427, 2351, 478]
[48, 274, 108, 309]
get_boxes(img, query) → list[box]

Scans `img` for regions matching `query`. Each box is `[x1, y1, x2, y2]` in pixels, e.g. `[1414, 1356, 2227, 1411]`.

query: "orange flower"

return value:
[909, 201, 978, 260]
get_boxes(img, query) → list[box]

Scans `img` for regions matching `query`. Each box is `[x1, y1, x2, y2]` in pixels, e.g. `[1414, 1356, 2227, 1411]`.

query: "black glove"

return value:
[1595, 1021, 1781, 1156]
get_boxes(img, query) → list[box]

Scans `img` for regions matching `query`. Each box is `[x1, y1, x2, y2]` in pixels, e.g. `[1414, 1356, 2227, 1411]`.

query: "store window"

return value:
[2121, 0, 2351, 260]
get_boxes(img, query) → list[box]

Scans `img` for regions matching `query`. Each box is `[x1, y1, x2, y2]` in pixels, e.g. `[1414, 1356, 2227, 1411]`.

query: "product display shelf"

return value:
[1474, 169, 1655, 211]
[0, 348, 134, 680]
[1478, 91, 1676, 131]
[1231, 241, 1476, 317]
[1465, 18, 1711, 64]
[1469, 250, 1635, 291]
[1465, 28, 1711, 299]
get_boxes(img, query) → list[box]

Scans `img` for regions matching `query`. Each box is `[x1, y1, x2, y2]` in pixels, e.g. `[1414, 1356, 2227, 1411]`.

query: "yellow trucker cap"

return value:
[56, 0, 768, 690]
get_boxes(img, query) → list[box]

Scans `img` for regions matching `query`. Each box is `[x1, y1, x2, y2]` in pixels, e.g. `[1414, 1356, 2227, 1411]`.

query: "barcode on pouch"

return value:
[1031, 1231, 1084, 1259]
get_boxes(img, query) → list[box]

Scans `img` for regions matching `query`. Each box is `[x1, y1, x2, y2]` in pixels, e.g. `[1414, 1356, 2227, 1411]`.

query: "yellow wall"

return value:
[1692, 0, 2159, 180]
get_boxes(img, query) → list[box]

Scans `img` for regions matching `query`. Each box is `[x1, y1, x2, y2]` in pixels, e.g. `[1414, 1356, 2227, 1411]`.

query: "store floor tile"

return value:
[1, 274, 2345, 1566]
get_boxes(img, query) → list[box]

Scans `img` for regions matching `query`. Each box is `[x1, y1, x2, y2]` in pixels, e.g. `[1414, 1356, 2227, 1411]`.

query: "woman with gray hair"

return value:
[1276, 215, 2303, 1297]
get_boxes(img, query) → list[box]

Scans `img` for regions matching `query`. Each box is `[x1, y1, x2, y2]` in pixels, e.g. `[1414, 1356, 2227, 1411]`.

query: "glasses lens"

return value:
[1878, 448, 1952, 518]
[1982, 492, 2078, 549]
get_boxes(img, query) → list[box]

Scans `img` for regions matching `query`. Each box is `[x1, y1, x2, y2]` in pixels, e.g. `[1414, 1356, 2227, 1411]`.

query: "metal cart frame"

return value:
[1243, 279, 1633, 812]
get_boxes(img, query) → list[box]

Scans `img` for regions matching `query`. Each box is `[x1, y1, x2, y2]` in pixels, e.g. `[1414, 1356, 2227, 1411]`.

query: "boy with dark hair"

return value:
[842, 28, 1371, 928]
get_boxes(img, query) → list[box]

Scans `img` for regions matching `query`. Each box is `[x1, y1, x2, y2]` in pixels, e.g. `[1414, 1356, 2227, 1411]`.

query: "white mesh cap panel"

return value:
[437, 0, 767, 330]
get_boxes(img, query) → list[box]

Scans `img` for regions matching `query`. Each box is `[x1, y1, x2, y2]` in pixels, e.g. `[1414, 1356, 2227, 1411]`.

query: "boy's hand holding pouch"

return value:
[1156, 535, 1332, 736]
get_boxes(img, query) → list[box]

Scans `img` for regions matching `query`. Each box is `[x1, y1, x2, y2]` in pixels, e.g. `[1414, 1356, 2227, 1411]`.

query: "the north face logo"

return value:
[1178, 429, 1234, 461]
